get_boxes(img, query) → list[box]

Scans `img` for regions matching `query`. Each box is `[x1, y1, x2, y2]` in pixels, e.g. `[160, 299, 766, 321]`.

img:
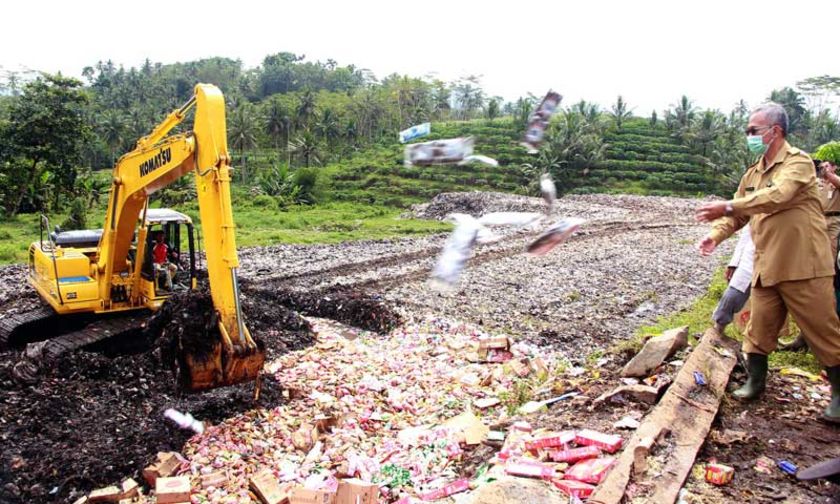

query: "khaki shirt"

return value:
[819, 177, 840, 214]
[710, 141, 833, 287]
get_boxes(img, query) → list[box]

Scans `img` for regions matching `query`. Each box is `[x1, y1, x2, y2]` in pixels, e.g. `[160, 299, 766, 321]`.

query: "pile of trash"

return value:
[71, 316, 634, 503]
[409, 192, 548, 221]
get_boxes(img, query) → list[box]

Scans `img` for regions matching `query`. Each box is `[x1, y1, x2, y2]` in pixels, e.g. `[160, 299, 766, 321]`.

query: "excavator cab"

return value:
[139, 209, 197, 296]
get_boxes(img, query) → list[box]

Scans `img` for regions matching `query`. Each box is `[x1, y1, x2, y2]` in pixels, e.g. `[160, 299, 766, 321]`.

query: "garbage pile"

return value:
[74, 316, 638, 503]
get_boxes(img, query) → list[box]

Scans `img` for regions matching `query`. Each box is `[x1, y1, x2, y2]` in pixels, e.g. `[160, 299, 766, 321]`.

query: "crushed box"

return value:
[250, 469, 290, 504]
[155, 476, 190, 504]
[547, 446, 602, 463]
[575, 429, 623, 453]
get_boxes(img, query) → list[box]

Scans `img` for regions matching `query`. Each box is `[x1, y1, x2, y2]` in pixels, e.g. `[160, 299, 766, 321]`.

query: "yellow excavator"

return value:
[0, 84, 265, 391]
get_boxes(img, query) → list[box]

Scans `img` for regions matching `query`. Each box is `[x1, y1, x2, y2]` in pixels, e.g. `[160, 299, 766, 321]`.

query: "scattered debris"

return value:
[520, 90, 563, 153]
[590, 328, 739, 503]
[399, 122, 431, 143]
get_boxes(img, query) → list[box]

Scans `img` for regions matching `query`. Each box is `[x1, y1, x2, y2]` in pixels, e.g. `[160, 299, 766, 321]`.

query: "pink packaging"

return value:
[419, 478, 469, 501]
[524, 431, 576, 452]
[504, 458, 557, 479]
[564, 457, 616, 484]
[547, 445, 602, 463]
[575, 429, 623, 453]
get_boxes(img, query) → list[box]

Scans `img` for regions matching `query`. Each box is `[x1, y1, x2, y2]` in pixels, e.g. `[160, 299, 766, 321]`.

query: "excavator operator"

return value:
[152, 231, 178, 290]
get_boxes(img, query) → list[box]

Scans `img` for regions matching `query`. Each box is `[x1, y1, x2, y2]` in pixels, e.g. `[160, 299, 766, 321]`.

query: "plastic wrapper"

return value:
[564, 457, 616, 484]
[521, 91, 563, 153]
[524, 431, 576, 452]
[504, 457, 557, 479]
[400, 122, 431, 143]
[547, 446, 602, 464]
[575, 429, 623, 453]
[526, 218, 584, 256]
[458, 154, 499, 167]
[405, 137, 474, 167]
[164, 408, 205, 434]
[430, 217, 481, 286]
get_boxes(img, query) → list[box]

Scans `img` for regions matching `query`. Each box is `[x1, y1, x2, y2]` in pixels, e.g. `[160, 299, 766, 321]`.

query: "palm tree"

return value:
[99, 110, 127, 165]
[650, 110, 658, 128]
[289, 131, 321, 168]
[228, 104, 259, 182]
[316, 108, 340, 145]
[768, 87, 807, 135]
[296, 89, 317, 130]
[694, 110, 724, 156]
[265, 98, 292, 158]
[669, 95, 696, 143]
[486, 99, 500, 121]
[609, 95, 633, 130]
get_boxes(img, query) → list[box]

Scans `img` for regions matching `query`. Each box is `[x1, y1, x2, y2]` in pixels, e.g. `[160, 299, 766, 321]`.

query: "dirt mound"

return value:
[409, 191, 546, 220]
[242, 282, 402, 334]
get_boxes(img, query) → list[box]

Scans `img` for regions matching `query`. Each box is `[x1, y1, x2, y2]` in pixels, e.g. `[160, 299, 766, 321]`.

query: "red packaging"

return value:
[551, 479, 596, 499]
[419, 478, 469, 501]
[705, 463, 734, 486]
[524, 431, 576, 452]
[575, 429, 623, 453]
[504, 458, 557, 479]
[564, 457, 616, 484]
[547, 446, 602, 463]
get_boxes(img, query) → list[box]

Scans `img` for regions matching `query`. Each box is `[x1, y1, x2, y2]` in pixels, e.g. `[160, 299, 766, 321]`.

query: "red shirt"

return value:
[153, 242, 168, 264]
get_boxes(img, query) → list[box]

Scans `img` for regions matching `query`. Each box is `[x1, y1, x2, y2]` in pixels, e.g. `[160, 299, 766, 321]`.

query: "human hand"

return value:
[695, 202, 728, 223]
[698, 236, 717, 256]
[725, 266, 736, 281]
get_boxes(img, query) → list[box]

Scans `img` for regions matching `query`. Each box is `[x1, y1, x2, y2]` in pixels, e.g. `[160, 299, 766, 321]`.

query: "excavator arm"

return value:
[98, 84, 263, 390]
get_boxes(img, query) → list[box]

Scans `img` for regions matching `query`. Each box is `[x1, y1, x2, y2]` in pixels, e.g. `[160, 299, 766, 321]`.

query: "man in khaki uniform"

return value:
[695, 103, 840, 424]
[819, 159, 840, 257]
[780, 158, 840, 352]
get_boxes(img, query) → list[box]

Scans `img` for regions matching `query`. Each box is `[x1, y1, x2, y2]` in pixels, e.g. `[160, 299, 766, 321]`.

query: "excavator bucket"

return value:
[178, 325, 266, 392]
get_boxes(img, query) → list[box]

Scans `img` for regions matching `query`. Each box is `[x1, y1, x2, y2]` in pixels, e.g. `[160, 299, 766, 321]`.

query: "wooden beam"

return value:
[589, 328, 739, 504]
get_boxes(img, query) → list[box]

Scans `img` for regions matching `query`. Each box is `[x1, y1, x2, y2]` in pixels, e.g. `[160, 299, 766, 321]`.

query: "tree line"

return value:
[0, 54, 838, 217]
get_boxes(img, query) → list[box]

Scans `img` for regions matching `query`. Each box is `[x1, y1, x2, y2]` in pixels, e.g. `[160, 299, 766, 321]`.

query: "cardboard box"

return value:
[250, 469, 290, 504]
[88, 486, 121, 503]
[200, 471, 228, 489]
[290, 486, 337, 504]
[120, 478, 139, 499]
[155, 476, 191, 504]
[478, 335, 510, 350]
[336, 478, 378, 504]
[142, 452, 180, 486]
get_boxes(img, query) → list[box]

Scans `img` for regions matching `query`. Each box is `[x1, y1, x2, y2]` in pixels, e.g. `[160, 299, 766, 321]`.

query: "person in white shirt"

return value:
[713, 224, 754, 332]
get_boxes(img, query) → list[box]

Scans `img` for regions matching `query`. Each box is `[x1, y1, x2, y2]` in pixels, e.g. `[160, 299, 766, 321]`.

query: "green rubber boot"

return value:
[824, 366, 840, 424]
[732, 353, 768, 400]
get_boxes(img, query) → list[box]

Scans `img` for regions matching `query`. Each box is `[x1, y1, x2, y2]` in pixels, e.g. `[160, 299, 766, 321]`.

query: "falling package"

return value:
[521, 90, 563, 153]
[430, 216, 481, 286]
[399, 122, 431, 143]
[526, 218, 585, 256]
[405, 137, 473, 167]
[458, 154, 499, 167]
[540, 173, 557, 214]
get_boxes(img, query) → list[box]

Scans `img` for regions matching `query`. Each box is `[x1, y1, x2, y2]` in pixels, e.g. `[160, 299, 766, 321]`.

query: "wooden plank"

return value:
[589, 328, 739, 504]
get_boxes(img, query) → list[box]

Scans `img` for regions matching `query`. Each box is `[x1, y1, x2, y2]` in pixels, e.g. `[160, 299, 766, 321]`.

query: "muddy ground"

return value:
[0, 193, 837, 503]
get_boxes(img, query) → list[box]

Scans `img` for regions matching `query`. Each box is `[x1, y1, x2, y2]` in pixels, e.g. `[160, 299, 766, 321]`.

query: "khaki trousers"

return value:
[746, 276, 840, 367]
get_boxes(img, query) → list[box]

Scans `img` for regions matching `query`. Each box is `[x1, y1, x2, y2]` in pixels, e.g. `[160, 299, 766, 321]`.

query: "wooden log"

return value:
[589, 328, 739, 504]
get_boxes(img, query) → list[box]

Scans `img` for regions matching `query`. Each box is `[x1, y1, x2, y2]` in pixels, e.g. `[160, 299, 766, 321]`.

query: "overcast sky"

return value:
[2, 0, 838, 114]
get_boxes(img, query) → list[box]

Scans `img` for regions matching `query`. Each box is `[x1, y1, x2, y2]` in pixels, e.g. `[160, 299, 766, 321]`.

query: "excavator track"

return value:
[39, 312, 149, 360]
[0, 305, 61, 349]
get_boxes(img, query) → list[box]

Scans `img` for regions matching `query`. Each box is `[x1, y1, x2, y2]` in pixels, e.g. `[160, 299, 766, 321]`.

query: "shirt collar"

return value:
[759, 140, 792, 172]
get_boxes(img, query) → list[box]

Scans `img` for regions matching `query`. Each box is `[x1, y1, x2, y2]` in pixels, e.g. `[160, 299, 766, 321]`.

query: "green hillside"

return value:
[318, 116, 718, 205]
